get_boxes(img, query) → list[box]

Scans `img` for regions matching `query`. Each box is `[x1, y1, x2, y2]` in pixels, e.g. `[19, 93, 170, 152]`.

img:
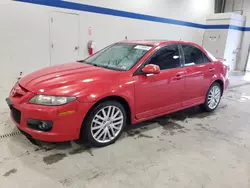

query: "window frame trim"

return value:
[133, 44, 183, 76]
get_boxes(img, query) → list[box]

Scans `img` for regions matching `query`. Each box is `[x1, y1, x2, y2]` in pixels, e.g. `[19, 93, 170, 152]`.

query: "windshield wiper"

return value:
[91, 63, 99, 67]
[80, 60, 122, 71]
[78, 60, 89, 64]
[79, 60, 99, 67]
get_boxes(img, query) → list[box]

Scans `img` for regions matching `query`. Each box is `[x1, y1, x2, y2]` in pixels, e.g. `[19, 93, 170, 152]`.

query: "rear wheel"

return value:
[201, 82, 222, 112]
[82, 101, 126, 147]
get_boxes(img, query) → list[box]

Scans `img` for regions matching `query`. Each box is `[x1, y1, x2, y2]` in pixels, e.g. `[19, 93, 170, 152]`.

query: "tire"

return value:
[81, 101, 127, 147]
[200, 82, 222, 112]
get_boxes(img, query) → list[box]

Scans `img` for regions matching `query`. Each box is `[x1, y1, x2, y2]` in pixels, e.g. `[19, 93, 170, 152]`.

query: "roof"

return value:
[119, 40, 198, 46]
[120, 40, 167, 46]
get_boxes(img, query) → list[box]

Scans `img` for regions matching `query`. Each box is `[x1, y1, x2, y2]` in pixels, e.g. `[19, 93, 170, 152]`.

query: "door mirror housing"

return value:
[141, 64, 160, 75]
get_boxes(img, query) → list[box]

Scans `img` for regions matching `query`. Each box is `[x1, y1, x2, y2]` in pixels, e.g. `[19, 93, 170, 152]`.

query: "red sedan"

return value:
[6, 40, 229, 147]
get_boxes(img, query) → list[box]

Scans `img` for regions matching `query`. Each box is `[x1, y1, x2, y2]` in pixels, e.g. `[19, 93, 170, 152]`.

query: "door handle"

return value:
[209, 68, 215, 72]
[174, 74, 185, 80]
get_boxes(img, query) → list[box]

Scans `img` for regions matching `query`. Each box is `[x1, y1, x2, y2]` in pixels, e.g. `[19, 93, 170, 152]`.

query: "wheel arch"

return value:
[212, 79, 224, 95]
[80, 95, 132, 135]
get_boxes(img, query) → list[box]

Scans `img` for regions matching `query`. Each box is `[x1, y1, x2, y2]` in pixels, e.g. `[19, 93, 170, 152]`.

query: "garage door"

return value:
[202, 31, 222, 58]
[50, 12, 79, 66]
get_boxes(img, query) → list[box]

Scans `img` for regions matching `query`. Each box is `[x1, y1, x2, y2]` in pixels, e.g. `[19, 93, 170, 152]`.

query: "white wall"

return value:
[66, 0, 213, 24]
[0, 0, 51, 91]
[0, 0, 214, 91]
[225, 0, 250, 71]
[202, 13, 245, 71]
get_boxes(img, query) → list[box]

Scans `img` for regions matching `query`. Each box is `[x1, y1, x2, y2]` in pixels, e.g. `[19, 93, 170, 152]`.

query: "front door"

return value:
[50, 12, 79, 66]
[181, 44, 214, 107]
[134, 44, 185, 120]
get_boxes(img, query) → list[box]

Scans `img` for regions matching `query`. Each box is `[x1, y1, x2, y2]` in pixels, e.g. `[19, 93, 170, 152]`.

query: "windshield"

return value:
[82, 43, 153, 71]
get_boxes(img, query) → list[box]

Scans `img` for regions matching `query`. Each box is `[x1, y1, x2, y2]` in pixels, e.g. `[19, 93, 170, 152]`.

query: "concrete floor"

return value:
[1, 73, 250, 188]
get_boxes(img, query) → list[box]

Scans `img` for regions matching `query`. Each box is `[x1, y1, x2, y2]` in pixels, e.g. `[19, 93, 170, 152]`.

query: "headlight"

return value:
[29, 95, 76, 106]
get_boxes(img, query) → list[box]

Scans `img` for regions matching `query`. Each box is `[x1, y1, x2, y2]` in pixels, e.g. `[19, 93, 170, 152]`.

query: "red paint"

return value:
[141, 64, 160, 74]
[88, 27, 92, 36]
[8, 40, 229, 142]
[88, 48, 93, 55]
[87, 40, 94, 55]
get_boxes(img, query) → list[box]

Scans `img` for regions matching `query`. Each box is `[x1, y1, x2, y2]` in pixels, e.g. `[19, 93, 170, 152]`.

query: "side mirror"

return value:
[141, 64, 160, 75]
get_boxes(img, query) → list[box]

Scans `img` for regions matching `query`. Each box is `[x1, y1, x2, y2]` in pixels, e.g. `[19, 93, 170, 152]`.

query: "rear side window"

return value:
[182, 45, 210, 66]
[147, 45, 180, 70]
[203, 53, 211, 63]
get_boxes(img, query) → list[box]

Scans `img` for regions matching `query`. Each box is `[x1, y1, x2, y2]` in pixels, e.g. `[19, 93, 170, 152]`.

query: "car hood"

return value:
[19, 62, 121, 96]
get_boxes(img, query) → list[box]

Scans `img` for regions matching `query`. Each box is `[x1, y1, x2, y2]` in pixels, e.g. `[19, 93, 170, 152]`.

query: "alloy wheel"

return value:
[207, 85, 221, 109]
[90, 105, 124, 143]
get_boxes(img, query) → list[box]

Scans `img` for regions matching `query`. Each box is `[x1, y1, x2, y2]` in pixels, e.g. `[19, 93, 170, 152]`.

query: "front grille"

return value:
[12, 107, 21, 123]
[18, 84, 28, 92]
[11, 83, 28, 98]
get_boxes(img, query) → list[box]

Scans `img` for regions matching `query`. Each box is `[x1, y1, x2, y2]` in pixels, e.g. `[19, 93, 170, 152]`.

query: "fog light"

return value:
[27, 119, 53, 132]
[38, 121, 50, 131]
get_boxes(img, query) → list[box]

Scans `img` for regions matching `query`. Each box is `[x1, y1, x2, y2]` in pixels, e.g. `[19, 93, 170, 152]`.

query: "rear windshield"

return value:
[82, 43, 153, 71]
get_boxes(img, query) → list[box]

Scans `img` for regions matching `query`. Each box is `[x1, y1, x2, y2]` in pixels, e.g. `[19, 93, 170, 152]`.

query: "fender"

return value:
[77, 78, 136, 123]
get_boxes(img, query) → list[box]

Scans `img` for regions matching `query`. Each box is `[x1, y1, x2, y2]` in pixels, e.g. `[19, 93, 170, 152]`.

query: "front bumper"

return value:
[6, 95, 93, 142]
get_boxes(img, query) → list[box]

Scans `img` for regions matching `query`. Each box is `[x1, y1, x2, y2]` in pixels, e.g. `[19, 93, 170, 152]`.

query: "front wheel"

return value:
[200, 82, 222, 112]
[82, 101, 126, 147]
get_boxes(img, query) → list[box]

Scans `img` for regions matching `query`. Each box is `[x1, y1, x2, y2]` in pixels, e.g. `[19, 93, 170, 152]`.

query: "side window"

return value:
[147, 45, 180, 70]
[182, 45, 210, 65]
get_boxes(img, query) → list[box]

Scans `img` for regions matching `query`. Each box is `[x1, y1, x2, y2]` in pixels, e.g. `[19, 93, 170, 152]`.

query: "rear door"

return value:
[134, 44, 186, 120]
[180, 44, 214, 107]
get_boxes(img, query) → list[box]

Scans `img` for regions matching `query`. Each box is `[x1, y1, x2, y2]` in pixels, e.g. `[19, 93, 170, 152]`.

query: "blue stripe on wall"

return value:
[15, 0, 250, 32]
